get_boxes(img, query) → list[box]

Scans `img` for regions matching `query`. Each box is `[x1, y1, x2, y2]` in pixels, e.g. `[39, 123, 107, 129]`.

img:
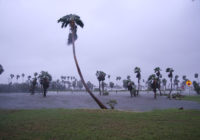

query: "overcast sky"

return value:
[0, 0, 200, 85]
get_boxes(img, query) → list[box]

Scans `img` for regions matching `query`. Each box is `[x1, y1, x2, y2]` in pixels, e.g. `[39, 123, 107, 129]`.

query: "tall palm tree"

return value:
[58, 14, 107, 109]
[134, 67, 141, 96]
[0, 64, 4, 75]
[154, 67, 162, 96]
[166, 68, 174, 99]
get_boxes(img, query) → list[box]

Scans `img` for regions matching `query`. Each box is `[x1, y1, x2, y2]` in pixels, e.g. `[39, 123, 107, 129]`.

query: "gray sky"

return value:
[0, 0, 200, 85]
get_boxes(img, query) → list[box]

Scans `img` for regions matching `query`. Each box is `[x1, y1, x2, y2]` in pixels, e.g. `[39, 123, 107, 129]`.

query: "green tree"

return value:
[58, 14, 107, 109]
[38, 71, 52, 97]
[134, 67, 141, 96]
[166, 68, 174, 99]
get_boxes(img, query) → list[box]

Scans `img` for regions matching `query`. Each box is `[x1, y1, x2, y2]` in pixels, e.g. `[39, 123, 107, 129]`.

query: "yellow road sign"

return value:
[186, 80, 192, 87]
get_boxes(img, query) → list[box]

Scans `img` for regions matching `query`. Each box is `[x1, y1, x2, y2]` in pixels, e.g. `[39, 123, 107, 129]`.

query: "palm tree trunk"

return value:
[169, 78, 172, 99]
[71, 32, 107, 109]
[137, 79, 140, 96]
[99, 81, 101, 96]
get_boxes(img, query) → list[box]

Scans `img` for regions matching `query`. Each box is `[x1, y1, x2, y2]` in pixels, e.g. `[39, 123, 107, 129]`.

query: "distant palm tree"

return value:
[154, 67, 162, 96]
[166, 68, 174, 99]
[96, 71, 106, 95]
[38, 71, 52, 97]
[0, 64, 4, 75]
[134, 67, 141, 96]
[21, 73, 25, 83]
[16, 75, 20, 83]
[194, 73, 199, 84]
[162, 78, 167, 94]
[127, 75, 131, 80]
[58, 14, 107, 109]
[10, 74, 14, 84]
[174, 75, 180, 91]
[148, 74, 158, 99]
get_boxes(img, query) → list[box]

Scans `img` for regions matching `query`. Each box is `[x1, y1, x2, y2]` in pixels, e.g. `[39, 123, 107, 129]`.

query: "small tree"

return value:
[77, 80, 83, 90]
[107, 99, 117, 109]
[38, 71, 52, 97]
[86, 81, 93, 90]
[109, 82, 114, 90]
[166, 68, 174, 99]
[134, 67, 141, 96]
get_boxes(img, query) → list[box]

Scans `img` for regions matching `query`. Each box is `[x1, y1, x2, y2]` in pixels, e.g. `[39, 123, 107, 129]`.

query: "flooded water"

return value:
[0, 91, 199, 112]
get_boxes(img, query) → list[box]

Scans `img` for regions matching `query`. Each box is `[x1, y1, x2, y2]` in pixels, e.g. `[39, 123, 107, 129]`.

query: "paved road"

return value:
[0, 91, 199, 111]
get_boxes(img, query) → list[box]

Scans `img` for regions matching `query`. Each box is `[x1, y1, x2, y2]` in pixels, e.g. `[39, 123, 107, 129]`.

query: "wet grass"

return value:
[182, 95, 200, 103]
[0, 109, 200, 140]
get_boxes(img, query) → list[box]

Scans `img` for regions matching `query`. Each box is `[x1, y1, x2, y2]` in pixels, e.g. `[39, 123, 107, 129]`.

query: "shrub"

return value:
[107, 99, 117, 109]
[103, 91, 109, 96]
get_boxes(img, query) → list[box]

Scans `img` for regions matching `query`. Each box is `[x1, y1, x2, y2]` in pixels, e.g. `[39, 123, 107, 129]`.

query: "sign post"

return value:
[186, 80, 192, 96]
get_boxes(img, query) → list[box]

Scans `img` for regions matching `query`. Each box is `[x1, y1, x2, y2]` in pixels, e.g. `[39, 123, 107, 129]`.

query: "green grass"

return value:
[182, 95, 200, 103]
[0, 109, 200, 140]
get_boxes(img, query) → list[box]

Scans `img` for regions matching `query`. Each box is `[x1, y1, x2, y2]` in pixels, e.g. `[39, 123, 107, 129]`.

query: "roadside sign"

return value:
[186, 80, 192, 87]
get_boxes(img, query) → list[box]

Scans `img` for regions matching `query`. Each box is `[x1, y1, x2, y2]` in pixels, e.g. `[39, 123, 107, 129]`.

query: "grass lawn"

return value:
[0, 109, 200, 140]
[182, 95, 200, 103]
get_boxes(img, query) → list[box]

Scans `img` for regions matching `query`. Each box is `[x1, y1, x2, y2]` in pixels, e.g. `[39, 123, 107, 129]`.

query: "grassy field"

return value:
[182, 95, 200, 103]
[0, 109, 200, 140]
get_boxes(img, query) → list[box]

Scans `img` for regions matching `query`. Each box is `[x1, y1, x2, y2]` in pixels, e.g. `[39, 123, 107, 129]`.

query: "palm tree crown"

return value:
[58, 14, 84, 45]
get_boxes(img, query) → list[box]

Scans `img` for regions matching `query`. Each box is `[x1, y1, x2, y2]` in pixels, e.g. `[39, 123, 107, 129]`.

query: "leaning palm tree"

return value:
[166, 68, 174, 99]
[0, 64, 4, 75]
[58, 14, 107, 109]
[134, 67, 141, 96]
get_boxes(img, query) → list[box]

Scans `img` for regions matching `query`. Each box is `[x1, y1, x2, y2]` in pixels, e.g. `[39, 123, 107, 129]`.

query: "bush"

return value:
[103, 91, 109, 96]
[107, 99, 117, 109]
[193, 81, 200, 94]
[172, 93, 184, 100]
